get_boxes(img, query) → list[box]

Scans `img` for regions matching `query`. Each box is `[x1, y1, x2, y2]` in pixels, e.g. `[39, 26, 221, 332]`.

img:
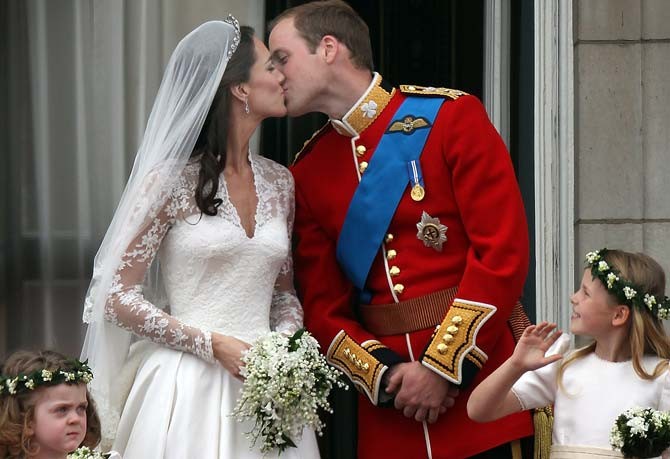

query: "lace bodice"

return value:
[104, 153, 303, 364]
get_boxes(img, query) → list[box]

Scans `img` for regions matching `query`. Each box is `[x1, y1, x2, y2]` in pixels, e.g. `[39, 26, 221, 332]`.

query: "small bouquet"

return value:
[610, 407, 670, 458]
[67, 447, 114, 459]
[231, 329, 347, 454]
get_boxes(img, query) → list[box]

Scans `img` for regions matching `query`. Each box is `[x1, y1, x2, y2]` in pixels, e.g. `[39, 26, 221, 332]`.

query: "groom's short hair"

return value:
[269, 0, 374, 72]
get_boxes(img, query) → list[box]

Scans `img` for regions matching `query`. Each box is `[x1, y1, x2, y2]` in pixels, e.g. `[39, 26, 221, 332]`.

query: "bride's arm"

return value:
[270, 173, 304, 335]
[104, 180, 216, 363]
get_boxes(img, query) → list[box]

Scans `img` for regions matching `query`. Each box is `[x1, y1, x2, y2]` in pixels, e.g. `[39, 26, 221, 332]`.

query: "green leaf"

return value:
[288, 328, 306, 352]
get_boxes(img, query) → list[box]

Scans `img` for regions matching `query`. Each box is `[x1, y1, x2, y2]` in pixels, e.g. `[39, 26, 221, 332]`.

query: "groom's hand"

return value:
[385, 361, 459, 424]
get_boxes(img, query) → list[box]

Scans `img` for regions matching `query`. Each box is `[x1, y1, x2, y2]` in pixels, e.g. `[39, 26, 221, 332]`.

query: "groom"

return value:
[269, 1, 532, 457]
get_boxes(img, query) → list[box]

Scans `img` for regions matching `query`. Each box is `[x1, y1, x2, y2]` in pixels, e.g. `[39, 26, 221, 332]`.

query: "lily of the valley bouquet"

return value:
[232, 329, 347, 454]
[610, 407, 670, 458]
[68, 447, 120, 458]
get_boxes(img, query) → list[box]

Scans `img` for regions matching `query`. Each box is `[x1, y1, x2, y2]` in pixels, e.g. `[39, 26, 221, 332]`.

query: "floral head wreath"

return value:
[0, 359, 93, 396]
[585, 248, 670, 320]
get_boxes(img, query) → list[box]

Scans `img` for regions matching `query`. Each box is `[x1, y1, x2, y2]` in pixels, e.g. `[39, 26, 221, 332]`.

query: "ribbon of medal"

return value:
[408, 159, 425, 201]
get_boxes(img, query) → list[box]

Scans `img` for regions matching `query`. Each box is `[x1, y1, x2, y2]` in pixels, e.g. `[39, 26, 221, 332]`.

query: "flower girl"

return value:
[0, 349, 120, 459]
[468, 249, 670, 458]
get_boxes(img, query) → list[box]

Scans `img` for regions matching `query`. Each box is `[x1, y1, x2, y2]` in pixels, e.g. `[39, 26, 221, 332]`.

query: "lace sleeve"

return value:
[270, 175, 304, 335]
[104, 182, 214, 363]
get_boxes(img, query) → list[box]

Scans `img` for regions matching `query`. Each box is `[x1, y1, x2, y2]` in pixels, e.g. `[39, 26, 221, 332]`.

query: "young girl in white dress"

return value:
[80, 17, 320, 459]
[468, 248, 670, 458]
[0, 350, 121, 459]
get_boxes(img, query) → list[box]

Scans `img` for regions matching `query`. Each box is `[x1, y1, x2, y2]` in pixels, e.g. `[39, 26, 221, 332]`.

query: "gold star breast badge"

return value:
[416, 211, 448, 251]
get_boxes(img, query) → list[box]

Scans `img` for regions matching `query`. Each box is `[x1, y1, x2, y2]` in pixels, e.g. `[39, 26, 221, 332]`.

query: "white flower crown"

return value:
[585, 248, 670, 320]
[0, 359, 93, 396]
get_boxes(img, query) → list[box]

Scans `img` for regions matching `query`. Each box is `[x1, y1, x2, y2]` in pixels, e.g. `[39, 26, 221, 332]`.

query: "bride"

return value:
[80, 17, 320, 458]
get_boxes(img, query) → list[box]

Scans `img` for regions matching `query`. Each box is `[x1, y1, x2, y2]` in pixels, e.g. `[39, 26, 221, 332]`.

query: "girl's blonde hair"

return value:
[558, 249, 670, 389]
[0, 350, 102, 458]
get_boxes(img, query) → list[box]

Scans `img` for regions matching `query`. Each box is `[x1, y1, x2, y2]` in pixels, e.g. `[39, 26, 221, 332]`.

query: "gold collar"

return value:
[330, 73, 395, 137]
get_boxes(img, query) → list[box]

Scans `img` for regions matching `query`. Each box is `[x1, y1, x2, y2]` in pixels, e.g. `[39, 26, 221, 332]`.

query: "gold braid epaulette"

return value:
[291, 122, 330, 166]
[399, 85, 468, 100]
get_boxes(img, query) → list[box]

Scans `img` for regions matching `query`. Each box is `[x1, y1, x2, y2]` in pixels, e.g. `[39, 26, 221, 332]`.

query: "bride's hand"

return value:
[211, 333, 251, 380]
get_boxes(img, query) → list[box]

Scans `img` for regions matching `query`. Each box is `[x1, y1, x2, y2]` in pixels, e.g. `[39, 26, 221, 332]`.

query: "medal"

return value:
[416, 211, 448, 251]
[407, 160, 425, 201]
[411, 184, 425, 201]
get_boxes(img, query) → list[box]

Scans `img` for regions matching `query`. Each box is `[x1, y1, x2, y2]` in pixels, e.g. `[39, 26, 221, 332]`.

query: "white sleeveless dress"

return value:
[105, 154, 320, 458]
[512, 334, 670, 459]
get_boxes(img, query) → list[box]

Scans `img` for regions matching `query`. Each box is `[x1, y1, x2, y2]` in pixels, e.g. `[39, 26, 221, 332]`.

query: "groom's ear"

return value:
[230, 84, 248, 104]
[320, 35, 339, 64]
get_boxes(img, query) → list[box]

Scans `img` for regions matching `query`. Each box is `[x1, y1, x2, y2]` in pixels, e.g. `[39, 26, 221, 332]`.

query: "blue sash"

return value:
[336, 96, 444, 301]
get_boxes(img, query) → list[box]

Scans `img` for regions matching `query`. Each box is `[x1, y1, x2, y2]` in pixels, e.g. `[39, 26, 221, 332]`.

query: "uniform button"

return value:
[442, 333, 454, 343]
[393, 283, 405, 294]
[407, 85, 416, 91]
[386, 249, 397, 260]
[446, 325, 459, 334]
[359, 161, 368, 173]
[385, 233, 394, 243]
[356, 145, 367, 156]
[437, 343, 448, 354]
[451, 315, 463, 324]
[389, 266, 400, 277]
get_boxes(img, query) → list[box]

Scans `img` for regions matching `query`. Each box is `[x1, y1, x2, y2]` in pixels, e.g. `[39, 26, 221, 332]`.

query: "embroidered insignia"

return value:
[416, 211, 448, 251]
[340, 74, 394, 136]
[361, 100, 378, 118]
[388, 115, 431, 135]
[400, 84, 468, 100]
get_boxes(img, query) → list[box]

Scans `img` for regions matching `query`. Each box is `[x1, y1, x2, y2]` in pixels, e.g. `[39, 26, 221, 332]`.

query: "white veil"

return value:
[81, 17, 241, 444]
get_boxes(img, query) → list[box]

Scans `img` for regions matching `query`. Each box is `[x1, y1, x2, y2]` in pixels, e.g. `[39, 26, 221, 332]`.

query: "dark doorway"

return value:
[511, 0, 536, 322]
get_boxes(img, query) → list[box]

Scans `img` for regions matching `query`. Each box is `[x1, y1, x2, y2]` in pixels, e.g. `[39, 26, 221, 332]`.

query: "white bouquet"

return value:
[68, 447, 117, 458]
[232, 329, 348, 454]
[610, 407, 670, 458]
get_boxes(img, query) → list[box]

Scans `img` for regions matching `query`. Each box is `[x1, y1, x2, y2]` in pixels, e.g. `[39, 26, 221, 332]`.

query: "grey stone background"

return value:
[575, 0, 670, 282]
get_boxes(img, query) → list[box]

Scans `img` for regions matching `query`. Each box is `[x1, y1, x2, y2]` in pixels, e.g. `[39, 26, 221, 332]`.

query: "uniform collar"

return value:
[330, 73, 395, 137]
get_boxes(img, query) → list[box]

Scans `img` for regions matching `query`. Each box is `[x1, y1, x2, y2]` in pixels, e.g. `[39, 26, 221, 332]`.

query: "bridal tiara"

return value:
[224, 14, 241, 59]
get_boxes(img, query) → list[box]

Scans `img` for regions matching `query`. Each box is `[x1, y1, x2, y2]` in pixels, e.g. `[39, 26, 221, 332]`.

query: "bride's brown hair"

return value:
[191, 25, 256, 216]
[0, 350, 102, 458]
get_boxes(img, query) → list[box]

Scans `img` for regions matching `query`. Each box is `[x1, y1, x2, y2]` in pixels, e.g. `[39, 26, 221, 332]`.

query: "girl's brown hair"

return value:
[558, 250, 670, 390]
[0, 350, 101, 458]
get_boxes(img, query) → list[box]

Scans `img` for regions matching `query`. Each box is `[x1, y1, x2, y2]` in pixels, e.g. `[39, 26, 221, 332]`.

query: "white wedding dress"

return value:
[106, 153, 320, 459]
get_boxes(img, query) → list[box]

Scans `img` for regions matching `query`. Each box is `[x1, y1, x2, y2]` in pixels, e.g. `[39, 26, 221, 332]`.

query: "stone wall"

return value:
[575, 0, 670, 278]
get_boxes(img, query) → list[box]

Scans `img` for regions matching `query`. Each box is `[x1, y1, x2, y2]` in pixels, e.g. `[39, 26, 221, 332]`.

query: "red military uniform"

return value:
[291, 74, 533, 459]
